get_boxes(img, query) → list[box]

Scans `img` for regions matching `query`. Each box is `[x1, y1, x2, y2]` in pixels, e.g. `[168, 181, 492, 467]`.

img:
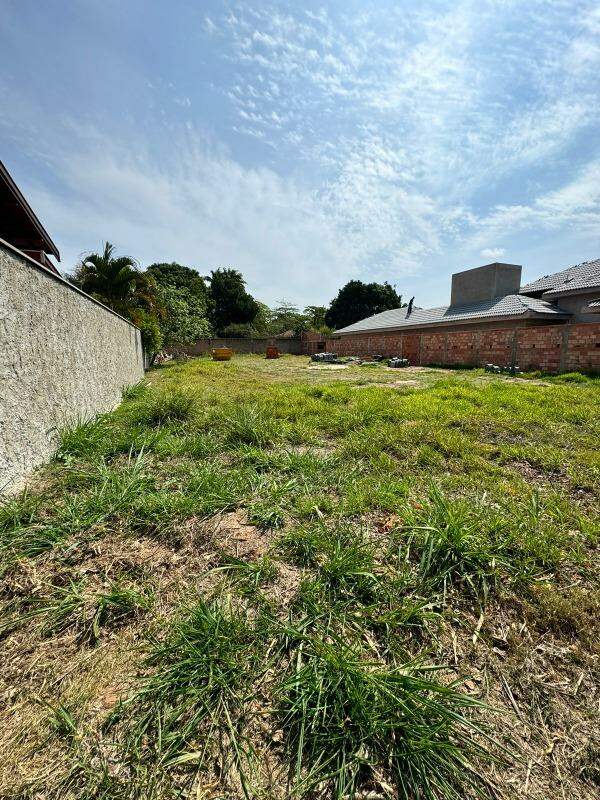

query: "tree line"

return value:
[69, 242, 407, 360]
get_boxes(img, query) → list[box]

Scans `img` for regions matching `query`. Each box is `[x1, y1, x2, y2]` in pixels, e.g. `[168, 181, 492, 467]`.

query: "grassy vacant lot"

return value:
[0, 355, 598, 800]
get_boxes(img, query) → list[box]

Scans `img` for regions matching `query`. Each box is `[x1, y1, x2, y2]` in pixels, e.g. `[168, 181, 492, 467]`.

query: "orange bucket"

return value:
[212, 347, 233, 361]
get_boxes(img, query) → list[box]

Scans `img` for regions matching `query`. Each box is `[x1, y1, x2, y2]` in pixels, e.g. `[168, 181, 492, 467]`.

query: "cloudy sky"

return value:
[1, 0, 599, 307]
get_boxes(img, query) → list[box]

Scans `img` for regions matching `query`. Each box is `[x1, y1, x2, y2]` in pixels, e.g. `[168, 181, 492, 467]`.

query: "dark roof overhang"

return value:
[0, 160, 60, 261]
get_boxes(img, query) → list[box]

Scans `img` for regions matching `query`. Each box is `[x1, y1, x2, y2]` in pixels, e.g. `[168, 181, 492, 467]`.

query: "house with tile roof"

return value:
[333, 260, 600, 337]
[321, 260, 600, 373]
[520, 259, 600, 322]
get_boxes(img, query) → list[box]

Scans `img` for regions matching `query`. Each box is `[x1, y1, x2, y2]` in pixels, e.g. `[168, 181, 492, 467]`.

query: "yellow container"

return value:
[212, 347, 233, 361]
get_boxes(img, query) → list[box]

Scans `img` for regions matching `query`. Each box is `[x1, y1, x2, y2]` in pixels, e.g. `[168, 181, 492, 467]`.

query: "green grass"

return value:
[1, 355, 598, 799]
[276, 633, 499, 800]
[114, 597, 265, 797]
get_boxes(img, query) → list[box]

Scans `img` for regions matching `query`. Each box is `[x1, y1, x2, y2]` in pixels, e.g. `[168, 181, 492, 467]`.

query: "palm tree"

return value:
[69, 242, 158, 316]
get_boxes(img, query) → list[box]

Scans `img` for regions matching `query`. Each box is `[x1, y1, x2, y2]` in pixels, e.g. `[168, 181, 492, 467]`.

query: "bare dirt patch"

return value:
[352, 379, 420, 389]
[208, 509, 273, 559]
[509, 460, 597, 504]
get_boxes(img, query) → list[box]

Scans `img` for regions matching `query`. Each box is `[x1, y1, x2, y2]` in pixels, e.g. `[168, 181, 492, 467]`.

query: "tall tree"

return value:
[146, 262, 212, 346]
[268, 301, 310, 335]
[303, 305, 329, 331]
[325, 281, 404, 330]
[208, 268, 260, 335]
[69, 242, 158, 317]
[69, 242, 163, 356]
[146, 262, 208, 301]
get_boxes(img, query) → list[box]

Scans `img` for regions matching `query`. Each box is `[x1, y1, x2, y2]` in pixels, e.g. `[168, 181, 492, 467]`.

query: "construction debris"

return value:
[388, 357, 410, 368]
[485, 363, 522, 375]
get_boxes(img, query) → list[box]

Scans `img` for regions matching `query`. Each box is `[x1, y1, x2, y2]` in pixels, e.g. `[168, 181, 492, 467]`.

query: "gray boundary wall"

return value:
[169, 336, 303, 356]
[0, 239, 145, 493]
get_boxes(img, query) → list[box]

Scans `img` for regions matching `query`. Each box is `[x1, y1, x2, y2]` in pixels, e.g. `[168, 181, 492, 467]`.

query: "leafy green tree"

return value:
[208, 268, 260, 335]
[249, 302, 274, 336]
[325, 281, 404, 330]
[146, 262, 208, 301]
[155, 285, 211, 345]
[303, 305, 328, 329]
[268, 301, 310, 336]
[220, 322, 258, 338]
[129, 309, 164, 359]
[146, 262, 212, 347]
[69, 242, 158, 318]
[69, 242, 163, 359]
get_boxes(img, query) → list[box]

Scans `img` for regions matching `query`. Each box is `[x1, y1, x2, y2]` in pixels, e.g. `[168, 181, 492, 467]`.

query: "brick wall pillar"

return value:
[510, 328, 518, 367]
[559, 324, 571, 373]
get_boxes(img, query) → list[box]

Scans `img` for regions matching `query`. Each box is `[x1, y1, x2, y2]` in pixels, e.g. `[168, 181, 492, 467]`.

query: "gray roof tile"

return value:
[334, 294, 568, 335]
[521, 258, 600, 296]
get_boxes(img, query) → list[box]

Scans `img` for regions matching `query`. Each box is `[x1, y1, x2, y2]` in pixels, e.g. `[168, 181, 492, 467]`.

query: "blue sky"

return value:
[1, 0, 599, 307]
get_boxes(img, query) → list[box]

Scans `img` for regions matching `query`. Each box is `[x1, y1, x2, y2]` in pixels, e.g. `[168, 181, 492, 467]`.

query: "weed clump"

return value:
[401, 488, 508, 604]
[2, 579, 153, 643]
[115, 598, 262, 788]
[276, 634, 499, 799]
[137, 389, 197, 427]
[222, 405, 279, 447]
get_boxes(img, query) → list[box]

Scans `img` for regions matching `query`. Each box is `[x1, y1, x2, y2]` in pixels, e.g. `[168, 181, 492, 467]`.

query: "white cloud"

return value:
[3, 1, 600, 309]
[480, 248, 506, 259]
[204, 17, 217, 35]
[20, 125, 433, 305]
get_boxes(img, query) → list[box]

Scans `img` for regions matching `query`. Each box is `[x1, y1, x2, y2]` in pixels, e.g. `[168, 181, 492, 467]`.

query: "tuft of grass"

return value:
[552, 372, 591, 384]
[129, 461, 253, 537]
[214, 554, 279, 598]
[401, 488, 508, 604]
[115, 598, 264, 793]
[0, 491, 41, 533]
[6, 579, 153, 643]
[222, 404, 279, 447]
[122, 380, 148, 401]
[277, 633, 500, 799]
[317, 532, 379, 603]
[277, 524, 330, 568]
[43, 700, 80, 744]
[55, 415, 115, 462]
[136, 389, 197, 427]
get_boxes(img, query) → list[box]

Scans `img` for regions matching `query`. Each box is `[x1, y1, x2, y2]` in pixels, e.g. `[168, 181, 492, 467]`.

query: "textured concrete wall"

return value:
[317, 321, 600, 374]
[0, 241, 145, 492]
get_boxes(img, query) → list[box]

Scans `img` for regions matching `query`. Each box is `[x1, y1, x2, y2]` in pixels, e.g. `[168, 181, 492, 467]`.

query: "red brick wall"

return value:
[421, 332, 446, 364]
[445, 331, 478, 366]
[402, 334, 420, 363]
[478, 329, 514, 367]
[319, 322, 600, 374]
[516, 326, 563, 372]
[564, 323, 600, 373]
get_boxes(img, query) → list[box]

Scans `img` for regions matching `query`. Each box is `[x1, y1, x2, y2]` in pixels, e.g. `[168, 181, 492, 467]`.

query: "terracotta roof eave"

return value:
[334, 310, 571, 336]
[0, 161, 60, 261]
